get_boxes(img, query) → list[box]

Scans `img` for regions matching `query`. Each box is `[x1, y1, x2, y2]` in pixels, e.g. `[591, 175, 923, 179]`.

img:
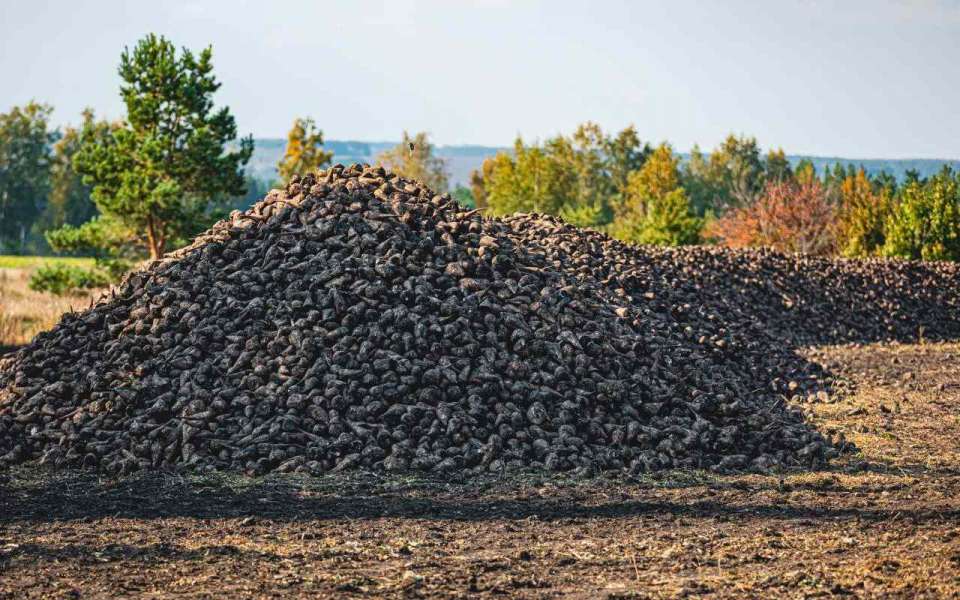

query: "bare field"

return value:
[0, 265, 98, 350]
[0, 342, 958, 598]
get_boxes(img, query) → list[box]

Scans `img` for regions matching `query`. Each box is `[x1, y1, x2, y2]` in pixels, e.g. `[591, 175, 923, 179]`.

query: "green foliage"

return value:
[483, 123, 648, 227]
[764, 148, 793, 184]
[485, 141, 575, 217]
[883, 167, 960, 261]
[39, 109, 115, 236]
[679, 145, 713, 216]
[605, 126, 651, 200]
[46, 216, 132, 256]
[0, 102, 56, 252]
[611, 144, 701, 246]
[46, 215, 139, 277]
[69, 34, 253, 260]
[559, 199, 609, 229]
[793, 158, 817, 184]
[824, 162, 857, 190]
[682, 135, 765, 214]
[451, 185, 475, 208]
[712, 135, 766, 208]
[376, 131, 449, 193]
[28, 262, 110, 296]
[548, 123, 613, 219]
[277, 117, 332, 184]
[625, 143, 681, 204]
[635, 189, 703, 246]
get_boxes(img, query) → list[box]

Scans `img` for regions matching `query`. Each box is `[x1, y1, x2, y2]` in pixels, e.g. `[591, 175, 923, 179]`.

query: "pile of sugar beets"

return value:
[2, 164, 959, 476]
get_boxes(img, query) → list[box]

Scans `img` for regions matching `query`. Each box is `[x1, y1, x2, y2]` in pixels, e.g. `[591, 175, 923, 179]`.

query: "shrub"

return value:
[28, 263, 111, 296]
[708, 179, 836, 255]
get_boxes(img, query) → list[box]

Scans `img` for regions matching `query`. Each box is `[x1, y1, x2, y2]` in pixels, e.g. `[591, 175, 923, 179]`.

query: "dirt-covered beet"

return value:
[1, 164, 957, 476]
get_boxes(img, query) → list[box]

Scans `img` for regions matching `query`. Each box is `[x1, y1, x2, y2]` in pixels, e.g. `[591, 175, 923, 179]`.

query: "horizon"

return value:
[2, 0, 959, 160]
[251, 136, 960, 162]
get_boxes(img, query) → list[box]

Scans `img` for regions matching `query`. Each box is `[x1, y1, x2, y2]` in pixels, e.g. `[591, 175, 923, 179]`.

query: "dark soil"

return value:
[2, 342, 958, 598]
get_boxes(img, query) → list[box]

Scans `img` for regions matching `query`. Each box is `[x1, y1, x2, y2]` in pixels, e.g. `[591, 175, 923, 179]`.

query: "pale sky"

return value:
[2, 0, 958, 158]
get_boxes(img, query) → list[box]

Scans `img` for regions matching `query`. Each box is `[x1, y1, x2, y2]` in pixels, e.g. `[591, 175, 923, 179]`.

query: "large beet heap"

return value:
[2, 164, 959, 476]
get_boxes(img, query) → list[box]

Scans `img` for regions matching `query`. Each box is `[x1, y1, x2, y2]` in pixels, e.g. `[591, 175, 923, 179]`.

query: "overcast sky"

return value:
[2, 0, 958, 158]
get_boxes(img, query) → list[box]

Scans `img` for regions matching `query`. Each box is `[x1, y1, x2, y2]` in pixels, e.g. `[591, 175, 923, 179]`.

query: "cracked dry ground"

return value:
[1, 342, 959, 599]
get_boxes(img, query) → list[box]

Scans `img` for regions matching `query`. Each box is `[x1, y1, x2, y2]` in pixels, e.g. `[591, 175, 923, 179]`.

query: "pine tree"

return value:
[67, 34, 253, 260]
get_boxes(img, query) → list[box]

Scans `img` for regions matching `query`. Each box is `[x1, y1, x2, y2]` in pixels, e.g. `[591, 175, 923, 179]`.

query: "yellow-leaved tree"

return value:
[836, 168, 893, 257]
[376, 131, 449, 192]
[277, 117, 333, 184]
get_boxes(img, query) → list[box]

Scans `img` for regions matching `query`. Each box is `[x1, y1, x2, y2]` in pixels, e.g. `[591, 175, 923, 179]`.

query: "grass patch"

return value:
[0, 255, 94, 269]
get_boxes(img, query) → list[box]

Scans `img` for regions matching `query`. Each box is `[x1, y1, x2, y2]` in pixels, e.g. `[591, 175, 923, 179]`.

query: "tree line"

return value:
[469, 125, 960, 261]
[1, 34, 959, 296]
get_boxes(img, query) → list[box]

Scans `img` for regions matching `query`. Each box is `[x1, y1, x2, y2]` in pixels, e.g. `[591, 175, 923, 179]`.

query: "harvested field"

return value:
[1, 341, 958, 598]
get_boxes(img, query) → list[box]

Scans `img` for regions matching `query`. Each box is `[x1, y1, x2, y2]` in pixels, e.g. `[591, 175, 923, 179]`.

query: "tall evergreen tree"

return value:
[67, 34, 253, 260]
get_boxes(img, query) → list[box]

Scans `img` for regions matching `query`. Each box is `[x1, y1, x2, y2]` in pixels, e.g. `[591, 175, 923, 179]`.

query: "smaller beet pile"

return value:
[1, 164, 958, 476]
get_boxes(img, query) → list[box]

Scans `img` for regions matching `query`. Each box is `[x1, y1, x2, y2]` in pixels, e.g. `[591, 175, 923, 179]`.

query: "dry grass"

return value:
[0, 256, 92, 270]
[0, 267, 99, 348]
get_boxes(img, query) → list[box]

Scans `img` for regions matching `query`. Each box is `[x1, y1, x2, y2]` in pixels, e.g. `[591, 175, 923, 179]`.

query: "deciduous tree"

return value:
[836, 168, 892, 257]
[376, 131, 449, 193]
[708, 179, 836, 255]
[484, 139, 576, 218]
[481, 123, 647, 228]
[42, 109, 114, 232]
[611, 144, 701, 245]
[469, 157, 495, 210]
[0, 101, 56, 251]
[277, 117, 332, 184]
[883, 167, 960, 261]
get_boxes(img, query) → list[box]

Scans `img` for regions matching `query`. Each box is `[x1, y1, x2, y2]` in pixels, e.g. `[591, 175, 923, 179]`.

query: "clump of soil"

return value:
[1, 164, 957, 476]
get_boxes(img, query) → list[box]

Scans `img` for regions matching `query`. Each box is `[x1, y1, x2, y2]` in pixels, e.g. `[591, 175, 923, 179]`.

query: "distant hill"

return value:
[246, 138, 960, 188]
[246, 139, 506, 187]
[776, 155, 960, 182]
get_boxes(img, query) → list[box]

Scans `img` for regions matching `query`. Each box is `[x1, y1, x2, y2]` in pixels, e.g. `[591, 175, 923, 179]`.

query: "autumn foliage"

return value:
[707, 179, 837, 255]
[836, 169, 892, 257]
